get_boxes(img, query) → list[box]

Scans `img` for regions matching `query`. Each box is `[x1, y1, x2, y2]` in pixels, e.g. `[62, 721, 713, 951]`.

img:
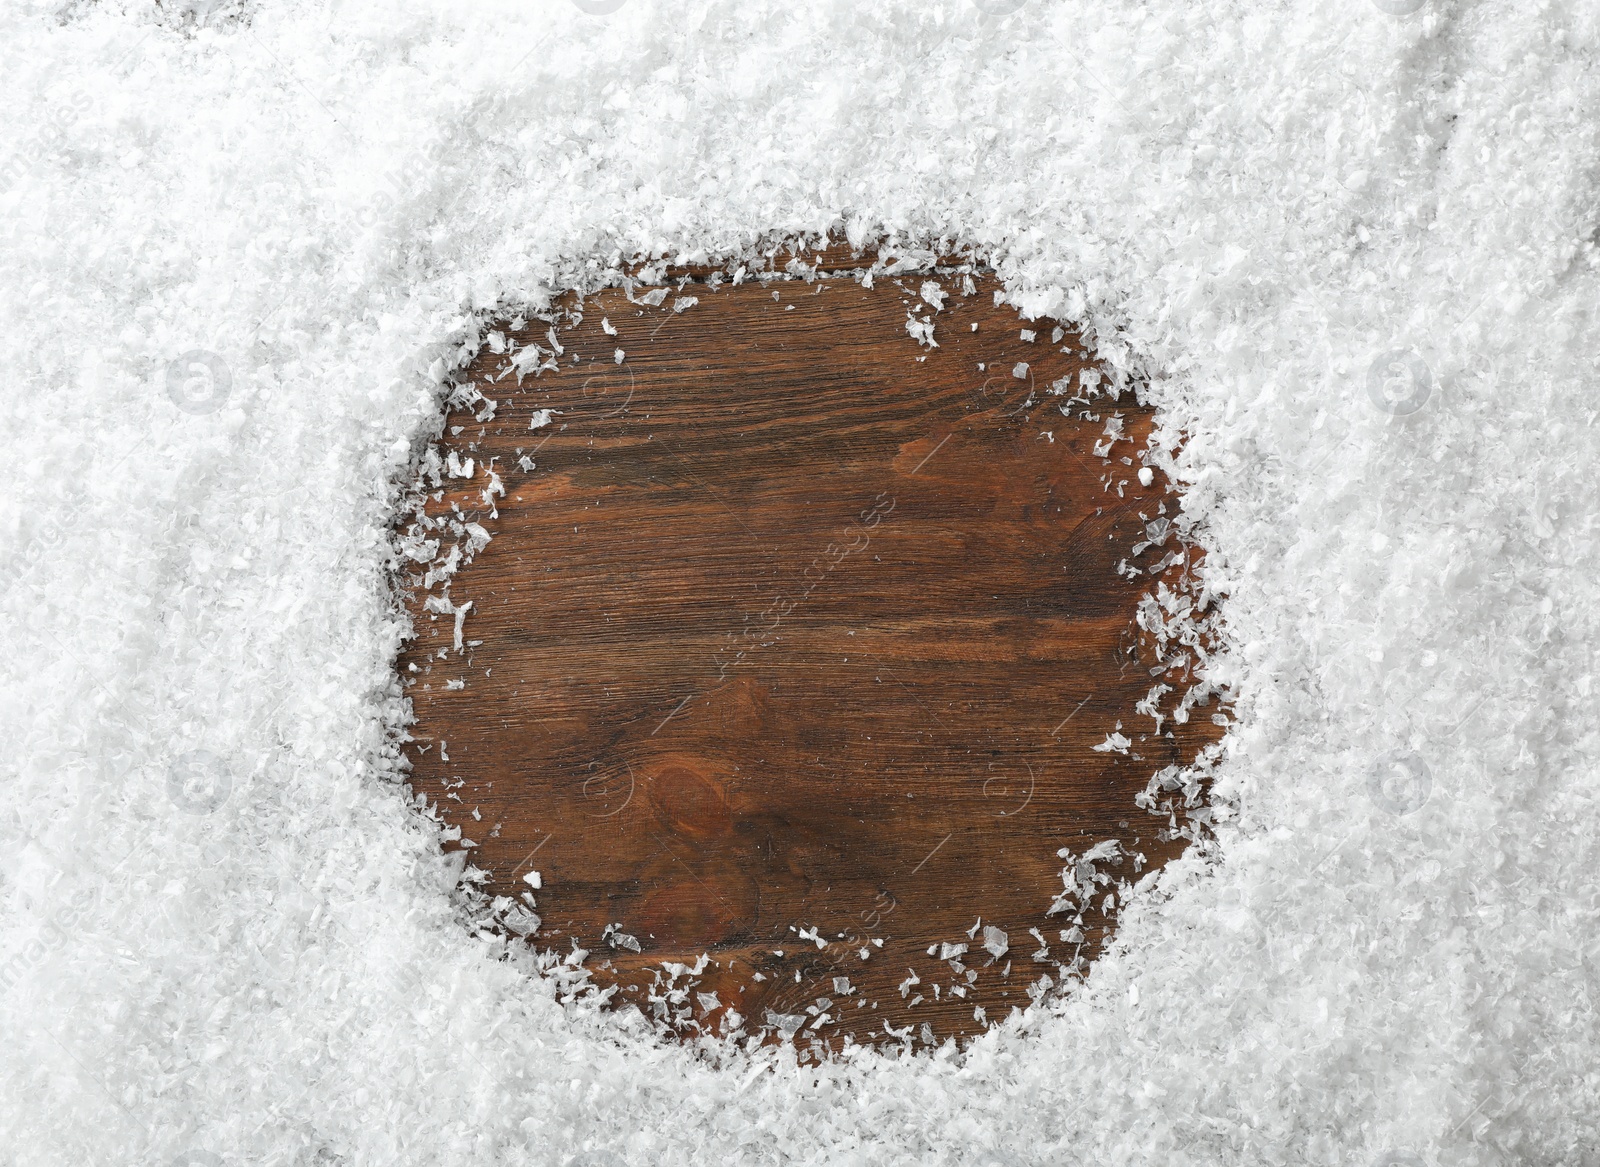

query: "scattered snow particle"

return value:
[1093, 732, 1132, 755]
[502, 904, 541, 936]
[981, 926, 1009, 961]
[766, 1012, 805, 1040]
[601, 923, 642, 953]
[905, 313, 938, 348]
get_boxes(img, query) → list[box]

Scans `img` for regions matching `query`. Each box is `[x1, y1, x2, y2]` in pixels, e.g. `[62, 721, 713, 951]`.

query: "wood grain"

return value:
[397, 263, 1220, 1051]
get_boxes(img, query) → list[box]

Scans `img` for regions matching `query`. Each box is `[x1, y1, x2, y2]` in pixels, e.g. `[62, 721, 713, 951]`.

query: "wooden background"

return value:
[397, 256, 1220, 1050]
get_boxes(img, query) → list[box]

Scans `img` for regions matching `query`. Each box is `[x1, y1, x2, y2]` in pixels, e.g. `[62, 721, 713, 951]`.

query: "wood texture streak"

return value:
[398, 265, 1220, 1050]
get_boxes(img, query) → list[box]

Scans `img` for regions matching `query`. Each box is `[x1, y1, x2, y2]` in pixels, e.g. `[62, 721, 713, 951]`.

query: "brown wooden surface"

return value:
[397, 265, 1219, 1051]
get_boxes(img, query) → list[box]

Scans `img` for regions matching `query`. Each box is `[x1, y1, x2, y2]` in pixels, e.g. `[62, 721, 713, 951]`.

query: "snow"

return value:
[980, 926, 1009, 962]
[3, 1, 1599, 1164]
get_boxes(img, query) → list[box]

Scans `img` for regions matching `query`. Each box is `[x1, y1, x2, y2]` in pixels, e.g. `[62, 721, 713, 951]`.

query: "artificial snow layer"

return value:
[3, 1, 1599, 1165]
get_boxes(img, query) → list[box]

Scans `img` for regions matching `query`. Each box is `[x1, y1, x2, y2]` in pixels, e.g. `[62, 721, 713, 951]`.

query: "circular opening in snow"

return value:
[395, 242, 1222, 1051]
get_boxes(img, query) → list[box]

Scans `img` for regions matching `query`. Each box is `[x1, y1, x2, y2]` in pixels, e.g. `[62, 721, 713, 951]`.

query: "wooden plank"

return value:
[397, 266, 1220, 1051]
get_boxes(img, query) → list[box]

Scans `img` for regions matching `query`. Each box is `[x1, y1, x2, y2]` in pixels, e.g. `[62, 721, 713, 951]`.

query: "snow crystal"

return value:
[981, 925, 1009, 962]
[905, 311, 938, 348]
[1091, 731, 1132, 754]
